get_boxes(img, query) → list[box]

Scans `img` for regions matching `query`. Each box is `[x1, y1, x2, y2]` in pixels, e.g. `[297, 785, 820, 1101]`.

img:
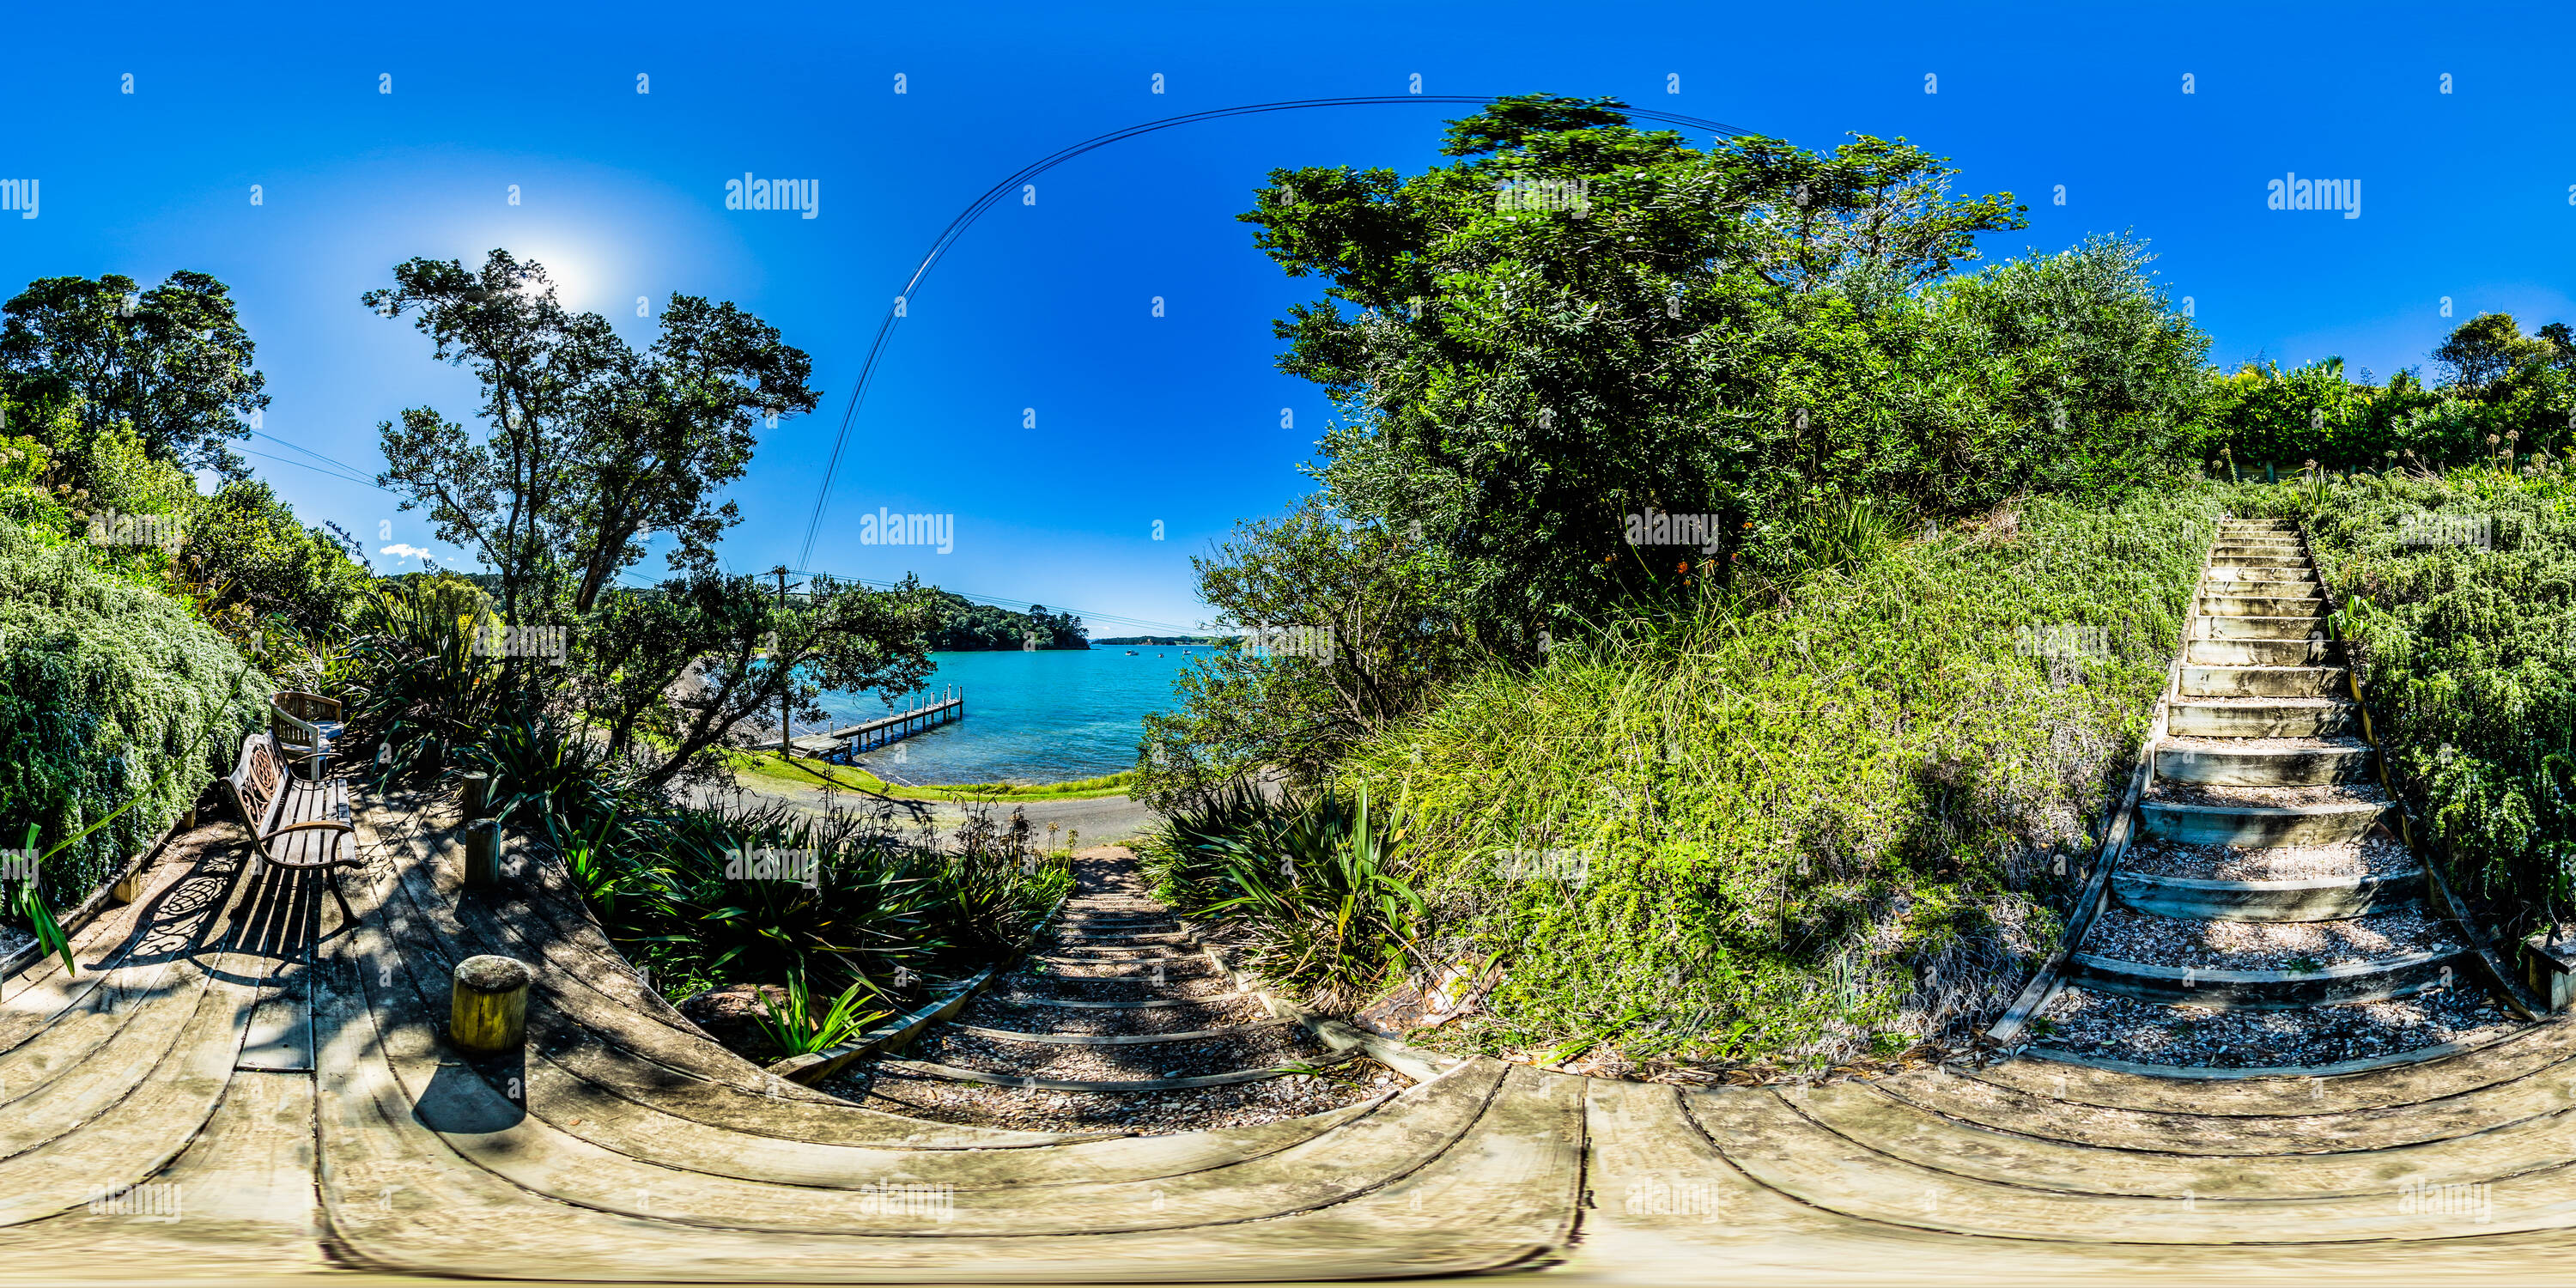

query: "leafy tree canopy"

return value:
[0, 271, 267, 478]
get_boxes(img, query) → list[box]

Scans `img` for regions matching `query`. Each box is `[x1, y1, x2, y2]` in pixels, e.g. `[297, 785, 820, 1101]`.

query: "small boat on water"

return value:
[1125, 649, 1139, 655]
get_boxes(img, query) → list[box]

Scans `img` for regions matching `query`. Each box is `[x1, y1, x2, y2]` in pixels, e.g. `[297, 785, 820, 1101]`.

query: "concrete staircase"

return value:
[2033, 519, 2512, 1071]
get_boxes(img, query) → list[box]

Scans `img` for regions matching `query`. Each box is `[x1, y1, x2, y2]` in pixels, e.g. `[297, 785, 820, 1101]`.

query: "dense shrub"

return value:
[2254, 465, 2576, 933]
[2204, 315, 2576, 473]
[183, 479, 370, 636]
[0, 519, 267, 911]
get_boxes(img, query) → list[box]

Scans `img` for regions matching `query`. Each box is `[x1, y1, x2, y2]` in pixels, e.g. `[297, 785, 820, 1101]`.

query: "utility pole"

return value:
[773, 566, 792, 759]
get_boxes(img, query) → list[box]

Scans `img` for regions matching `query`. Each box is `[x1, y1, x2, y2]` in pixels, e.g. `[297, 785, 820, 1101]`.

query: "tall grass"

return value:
[1150, 784, 1424, 1011]
[1327, 486, 2226, 1072]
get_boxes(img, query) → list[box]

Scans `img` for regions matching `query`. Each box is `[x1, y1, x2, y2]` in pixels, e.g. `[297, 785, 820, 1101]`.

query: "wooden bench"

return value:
[270, 690, 344, 782]
[219, 730, 361, 927]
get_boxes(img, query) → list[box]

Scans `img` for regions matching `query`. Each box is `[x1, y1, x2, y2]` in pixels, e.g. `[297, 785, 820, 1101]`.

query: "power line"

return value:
[793, 94, 1753, 570]
[238, 447, 390, 491]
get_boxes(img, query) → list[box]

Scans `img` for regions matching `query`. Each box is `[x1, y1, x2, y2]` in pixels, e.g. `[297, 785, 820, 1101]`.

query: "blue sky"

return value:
[3, 2, 2569, 631]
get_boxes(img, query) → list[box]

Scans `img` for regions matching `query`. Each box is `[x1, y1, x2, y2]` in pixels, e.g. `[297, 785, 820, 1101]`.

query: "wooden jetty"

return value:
[775, 685, 963, 761]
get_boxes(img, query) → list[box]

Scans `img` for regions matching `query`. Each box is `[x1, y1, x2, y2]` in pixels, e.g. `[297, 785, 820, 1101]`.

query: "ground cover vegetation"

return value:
[1140, 95, 2576, 1073]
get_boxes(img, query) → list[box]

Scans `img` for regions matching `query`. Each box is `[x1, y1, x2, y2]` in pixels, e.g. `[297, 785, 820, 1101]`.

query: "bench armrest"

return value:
[260, 819, 356, 841]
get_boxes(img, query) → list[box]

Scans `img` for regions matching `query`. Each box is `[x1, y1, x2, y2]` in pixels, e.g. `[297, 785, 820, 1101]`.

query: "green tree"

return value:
[559, 295, 819, 612]
[2433, 313, 2551, 395]
[1236, 94, 2061, 645]
[0, 272, 268, 478]
[366, 253, 820, 622]
[1137, 498, 1483, 805]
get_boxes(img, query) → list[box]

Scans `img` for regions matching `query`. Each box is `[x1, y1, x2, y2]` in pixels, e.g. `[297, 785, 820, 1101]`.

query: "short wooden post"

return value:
[464, 820, 504, 888]
[2525, 930, 2576, 1012]
[450, 954, 531, 1054]
[459, 772, 492, 820]
[109, 866, 149, 905]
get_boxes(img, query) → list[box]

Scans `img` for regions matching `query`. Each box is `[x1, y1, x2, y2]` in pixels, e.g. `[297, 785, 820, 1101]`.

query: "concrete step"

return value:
[2067, 947, 2468, 1010]
[2203, 616, 2326, 641]
[2166, 699, 2360, 738]
[2180, 665, 2348, 697]
[2154, 740, 2373, 786]
[2111, 868, 2423, 922]
[2205, 568, 2318, 586]
[2209, 556, 2313, 569]
[2200, 594, 2324, 618]
[2142, 799, 2393, 846]
[2184, 637, 2339, 665]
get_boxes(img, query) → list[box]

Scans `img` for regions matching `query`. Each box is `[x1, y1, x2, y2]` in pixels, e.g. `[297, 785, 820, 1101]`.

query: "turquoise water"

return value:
[807, 647, 1210, 785]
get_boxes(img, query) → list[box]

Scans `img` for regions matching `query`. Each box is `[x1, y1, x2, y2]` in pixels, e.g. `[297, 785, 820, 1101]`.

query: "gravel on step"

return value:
[2175, 696, 2348, 708]
[2161, 734, 2366, 752]
[896, 1023, 1326, 1082]
[2118, 835, 2415, 881]
[2150, 781, 2389, 808]
[2086, 906, 2458, 970]
[959, 993, 1273, 1035]
[2035, 984, 2518, 1069]
[823, 1064, 1394, 1133]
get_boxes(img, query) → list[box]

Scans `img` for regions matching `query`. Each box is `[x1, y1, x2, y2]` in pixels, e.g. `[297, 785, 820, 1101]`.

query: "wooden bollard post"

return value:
[109, 865, 149, 905]
[459, 772, 492, 820]
[464, 820, 504, 888]
[450, 954, 531, 1054]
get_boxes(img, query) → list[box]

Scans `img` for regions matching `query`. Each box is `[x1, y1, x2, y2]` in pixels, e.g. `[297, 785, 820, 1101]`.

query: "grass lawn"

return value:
[723, 745, 1139, 802]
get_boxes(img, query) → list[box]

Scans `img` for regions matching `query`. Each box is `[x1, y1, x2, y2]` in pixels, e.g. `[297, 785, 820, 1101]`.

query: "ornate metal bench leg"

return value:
[325, 866, 359, 929]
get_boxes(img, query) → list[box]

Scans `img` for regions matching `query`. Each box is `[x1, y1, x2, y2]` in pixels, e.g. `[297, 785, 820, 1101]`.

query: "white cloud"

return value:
[379, 544, 434, 563]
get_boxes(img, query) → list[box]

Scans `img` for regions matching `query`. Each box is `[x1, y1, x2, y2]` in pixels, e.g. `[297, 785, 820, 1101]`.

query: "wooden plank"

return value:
[876, 1050, 1357, 1091]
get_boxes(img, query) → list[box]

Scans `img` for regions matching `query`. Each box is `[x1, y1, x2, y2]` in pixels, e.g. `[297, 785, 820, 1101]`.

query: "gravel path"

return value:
[823, 847, 1398, 1133]
[2037, 985, 2518, 1068]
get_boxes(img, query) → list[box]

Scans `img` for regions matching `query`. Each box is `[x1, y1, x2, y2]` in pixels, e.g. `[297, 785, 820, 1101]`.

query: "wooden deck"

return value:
[9, 782, 2576, 1284]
